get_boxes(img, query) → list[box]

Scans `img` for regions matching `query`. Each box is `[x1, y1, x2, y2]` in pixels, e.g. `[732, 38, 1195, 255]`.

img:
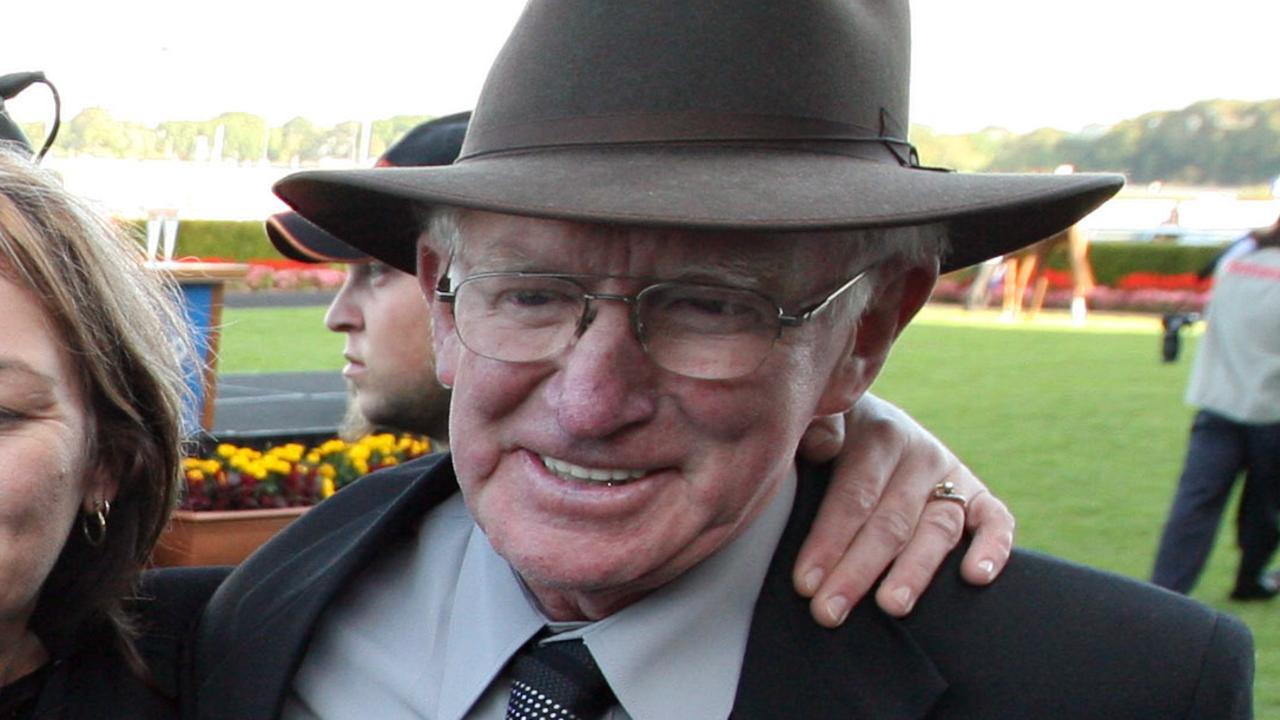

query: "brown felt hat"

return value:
[273, 1, 1123, 274]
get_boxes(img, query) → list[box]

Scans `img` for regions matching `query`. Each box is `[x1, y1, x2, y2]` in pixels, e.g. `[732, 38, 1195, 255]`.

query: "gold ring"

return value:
[930, 481, 968, 508]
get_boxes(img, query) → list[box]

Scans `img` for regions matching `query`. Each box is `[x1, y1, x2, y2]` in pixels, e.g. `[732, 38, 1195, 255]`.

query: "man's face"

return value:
[325, 261, 450, 438]
[425, 212, 876, 619]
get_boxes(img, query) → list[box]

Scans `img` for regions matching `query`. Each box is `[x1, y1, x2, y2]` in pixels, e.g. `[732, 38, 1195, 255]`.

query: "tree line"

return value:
[913, 98, 1280, 187]
[21, 111, 432, 166]
[21, 98, 1280, 187]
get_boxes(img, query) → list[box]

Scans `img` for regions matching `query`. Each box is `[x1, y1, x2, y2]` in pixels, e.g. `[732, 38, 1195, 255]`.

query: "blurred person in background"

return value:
[266, 113, 1018, 625]
[268, 113, 469, 447]
[1152, 214, 1280, 600]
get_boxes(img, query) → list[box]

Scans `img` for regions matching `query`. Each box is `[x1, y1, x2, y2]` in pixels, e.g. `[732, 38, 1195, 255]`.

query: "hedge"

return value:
[946, 241, 1224, 286]
[129, 219, 1229, 282]
[122, 219, 275, 261]
[1038, 242, 1223, 286]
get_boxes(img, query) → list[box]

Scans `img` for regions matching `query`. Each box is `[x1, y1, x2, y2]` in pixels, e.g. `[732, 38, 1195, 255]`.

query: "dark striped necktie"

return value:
[505, 638, 617, 720]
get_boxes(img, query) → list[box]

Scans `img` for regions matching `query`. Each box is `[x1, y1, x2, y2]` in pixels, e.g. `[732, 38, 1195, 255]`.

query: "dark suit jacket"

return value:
[18, 566, 228, 720]
[25, 630, 177, 720]
[191, 454, 1254, 719]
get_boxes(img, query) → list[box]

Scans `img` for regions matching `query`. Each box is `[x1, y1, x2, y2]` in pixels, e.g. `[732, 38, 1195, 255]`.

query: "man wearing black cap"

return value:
[267, 113, 472, 444]
[197, 3, 1252, 717]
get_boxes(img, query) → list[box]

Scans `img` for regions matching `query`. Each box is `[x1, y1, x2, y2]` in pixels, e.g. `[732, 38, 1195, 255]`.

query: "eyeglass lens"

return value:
[451, 275, 781, 379]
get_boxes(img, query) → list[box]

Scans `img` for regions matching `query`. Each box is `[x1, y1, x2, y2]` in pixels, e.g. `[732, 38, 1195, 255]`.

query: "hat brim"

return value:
[274, 145, 1123, 274]
[266, 211, 369, 264]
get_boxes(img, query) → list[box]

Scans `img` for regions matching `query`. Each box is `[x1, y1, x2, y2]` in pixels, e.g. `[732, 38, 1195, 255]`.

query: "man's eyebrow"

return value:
[460, 245, 537, 271]
[671, 260, 769, 287]
[465, 244, 776, 279]
[459, 234, 800, 292]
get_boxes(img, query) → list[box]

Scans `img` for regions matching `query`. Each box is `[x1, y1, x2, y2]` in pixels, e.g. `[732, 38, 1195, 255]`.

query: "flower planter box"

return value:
[152, 506, 309, 567]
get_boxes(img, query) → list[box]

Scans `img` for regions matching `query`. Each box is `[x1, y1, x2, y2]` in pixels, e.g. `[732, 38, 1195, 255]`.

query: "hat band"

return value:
[460, 111, 920, 167]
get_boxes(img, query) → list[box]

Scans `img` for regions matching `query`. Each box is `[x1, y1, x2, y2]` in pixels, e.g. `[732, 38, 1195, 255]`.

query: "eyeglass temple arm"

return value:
[434, 253, 457, 303]
[778, 268, 869, 327]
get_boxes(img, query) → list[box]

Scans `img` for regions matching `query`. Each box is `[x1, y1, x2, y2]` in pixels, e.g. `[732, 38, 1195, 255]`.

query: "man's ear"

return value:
[418, 239, 463, 388]
[815, 261, 938, 416]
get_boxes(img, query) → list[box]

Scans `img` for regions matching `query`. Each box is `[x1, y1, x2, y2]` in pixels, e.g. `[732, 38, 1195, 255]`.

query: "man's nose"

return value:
[324, 284, 362, 332]
[548, 301, 656, 438]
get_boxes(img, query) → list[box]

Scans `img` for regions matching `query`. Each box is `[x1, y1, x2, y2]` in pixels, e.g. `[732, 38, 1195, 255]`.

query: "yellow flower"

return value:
[270, 443, 305, 463]
[182, 434, 431, 511]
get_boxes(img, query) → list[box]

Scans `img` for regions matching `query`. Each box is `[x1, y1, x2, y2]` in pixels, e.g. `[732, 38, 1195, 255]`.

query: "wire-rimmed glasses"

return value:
[435, 267, 871, 380]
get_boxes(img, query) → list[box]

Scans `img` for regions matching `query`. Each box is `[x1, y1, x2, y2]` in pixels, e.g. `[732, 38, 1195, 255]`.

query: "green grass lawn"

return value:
[217, 306, 342, 373]
[875, 306, 1275, 713]
[217, 302, 1276, 711]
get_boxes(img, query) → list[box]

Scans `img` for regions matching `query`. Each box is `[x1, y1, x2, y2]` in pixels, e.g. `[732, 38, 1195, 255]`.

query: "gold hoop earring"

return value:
[82, 499, 110, 547]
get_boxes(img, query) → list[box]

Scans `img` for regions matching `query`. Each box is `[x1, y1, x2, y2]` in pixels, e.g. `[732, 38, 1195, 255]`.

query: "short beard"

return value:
[338, 394, 378, 442]
[339, 385, 452, 442]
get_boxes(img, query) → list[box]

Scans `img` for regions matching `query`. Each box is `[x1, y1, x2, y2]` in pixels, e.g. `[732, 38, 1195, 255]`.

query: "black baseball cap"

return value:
[266, 111, 470, 263]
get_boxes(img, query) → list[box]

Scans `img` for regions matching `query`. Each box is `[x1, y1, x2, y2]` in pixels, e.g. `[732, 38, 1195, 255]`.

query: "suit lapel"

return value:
[196, 455, 459, 720]
[200, 457, 950, 719]
[733, 462, 948, 720]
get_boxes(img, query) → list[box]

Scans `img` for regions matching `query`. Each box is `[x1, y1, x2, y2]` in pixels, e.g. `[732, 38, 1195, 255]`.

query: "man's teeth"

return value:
[540, 455, 648, 485]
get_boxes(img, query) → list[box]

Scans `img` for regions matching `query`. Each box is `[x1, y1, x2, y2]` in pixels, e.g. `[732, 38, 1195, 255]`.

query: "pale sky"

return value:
[6, 0, 1277, 136]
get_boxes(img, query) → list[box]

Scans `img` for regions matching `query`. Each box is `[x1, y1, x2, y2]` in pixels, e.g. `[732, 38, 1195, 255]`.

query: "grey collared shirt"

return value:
[1185, 246, 1280, 423]
[282, 467, 796, 720]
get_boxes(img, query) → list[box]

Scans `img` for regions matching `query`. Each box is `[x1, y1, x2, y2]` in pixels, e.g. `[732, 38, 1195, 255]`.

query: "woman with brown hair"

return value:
[0, 147, 202, 719]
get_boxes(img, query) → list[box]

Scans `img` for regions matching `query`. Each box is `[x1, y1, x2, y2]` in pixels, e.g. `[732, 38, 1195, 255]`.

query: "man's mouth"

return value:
[539, 454, 648, 486]
[342, 355, 366, 378]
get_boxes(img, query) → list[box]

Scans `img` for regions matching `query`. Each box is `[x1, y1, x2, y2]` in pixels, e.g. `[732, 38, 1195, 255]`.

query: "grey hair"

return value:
[421, 204, 464, 262]
[822, 222, 949, 321]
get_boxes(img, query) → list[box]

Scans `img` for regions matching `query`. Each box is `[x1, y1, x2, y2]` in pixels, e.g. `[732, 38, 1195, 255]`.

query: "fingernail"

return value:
[892, 586, 914, 613]
[978, 559, 995, 579]
[825, 595, 850, 625]
[802, 567, 825, 594]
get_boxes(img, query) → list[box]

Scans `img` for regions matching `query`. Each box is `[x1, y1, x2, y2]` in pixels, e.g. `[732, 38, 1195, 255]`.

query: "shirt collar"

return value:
[583, 468, 797, 720]
[437, 527, 545, 720]
[440, 466, 797, 720]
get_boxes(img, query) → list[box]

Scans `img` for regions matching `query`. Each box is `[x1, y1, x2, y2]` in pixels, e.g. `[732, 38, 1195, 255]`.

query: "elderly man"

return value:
[195, 2, 1252, 717]
[267, 113, 1016, 624]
